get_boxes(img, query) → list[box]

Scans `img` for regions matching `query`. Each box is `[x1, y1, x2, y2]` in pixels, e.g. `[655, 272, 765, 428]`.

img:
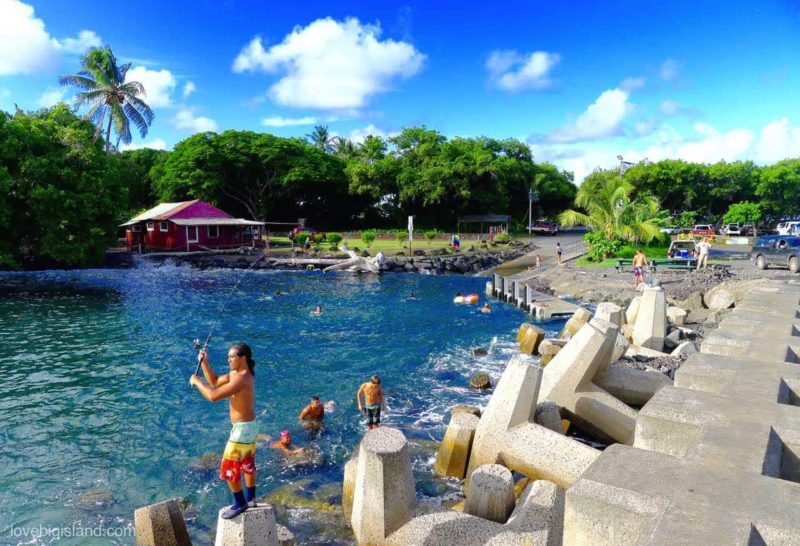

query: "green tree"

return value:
[395, 229, 407, 247]
[360, 230, 376, 248]
[306, 125, 335, 152]
[60, 47, 154, 152]
[755, 159, 800, 218]
[723, 201, 762, 234]
[424, 229, 437, 245]
[333, 137, 358, 158]
[0, 105, 126, 267]
[559, 174, 664, 243]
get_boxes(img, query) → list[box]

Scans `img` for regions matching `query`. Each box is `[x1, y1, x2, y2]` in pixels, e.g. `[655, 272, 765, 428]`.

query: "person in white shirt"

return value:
[696, 238, 711, 270]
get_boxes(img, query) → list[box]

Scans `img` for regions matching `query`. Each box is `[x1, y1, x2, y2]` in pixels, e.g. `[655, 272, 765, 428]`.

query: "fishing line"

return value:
[192, 251, 268, 374]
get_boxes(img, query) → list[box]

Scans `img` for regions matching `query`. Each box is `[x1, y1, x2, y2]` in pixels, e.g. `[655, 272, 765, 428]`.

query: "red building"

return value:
[121, 200, 265, 252]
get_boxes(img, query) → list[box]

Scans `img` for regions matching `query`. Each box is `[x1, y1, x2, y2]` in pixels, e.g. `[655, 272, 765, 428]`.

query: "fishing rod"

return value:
[191, 250, 268, 376]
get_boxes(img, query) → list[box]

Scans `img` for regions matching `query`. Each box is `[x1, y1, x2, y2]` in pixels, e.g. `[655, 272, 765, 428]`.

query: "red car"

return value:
[690, 224, 716, 237]
[531, 220, 559, 235]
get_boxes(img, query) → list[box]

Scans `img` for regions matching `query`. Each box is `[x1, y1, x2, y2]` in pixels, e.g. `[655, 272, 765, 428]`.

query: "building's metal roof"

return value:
[119, 201, 196, 226]
[170, 218, 264, 226]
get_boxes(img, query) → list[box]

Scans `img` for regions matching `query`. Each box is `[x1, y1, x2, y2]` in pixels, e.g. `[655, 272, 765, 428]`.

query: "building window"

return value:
[207, 226, 219, 239]
[146, 222, 154, 231]
[187, 226, 198, 243]
[160, 221, 169, 232]
[132, 225, 142, 233]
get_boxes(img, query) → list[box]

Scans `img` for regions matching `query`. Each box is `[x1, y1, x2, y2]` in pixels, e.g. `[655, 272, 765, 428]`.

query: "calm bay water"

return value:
[0, 264, 566, 545]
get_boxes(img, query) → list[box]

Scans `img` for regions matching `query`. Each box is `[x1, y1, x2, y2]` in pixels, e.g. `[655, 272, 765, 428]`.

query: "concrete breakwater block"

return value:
[595, 302, 623, 327]
[537, 340, 562, 366]
[518, 323, 546, 355]
[214, 505, 278, 546]
[625, 295, 641, 325]
[594, 363, 672, 406]
[276, 525, 294, 546]
[666, 305, 687, 326]
[134, 498, 191, 546]
[434, 412, 479, 479]
[632, 287, 667, 351]
[342, 453, 358, 524]
[351, 427, 416, 544]
[533, 401, 563, 434]
[559, 308, 593, 340]
[541, 317, 637, 445]
[466, 357, 543, 487]
[465, 464, 515, 524]
[451, 405, 482, 418]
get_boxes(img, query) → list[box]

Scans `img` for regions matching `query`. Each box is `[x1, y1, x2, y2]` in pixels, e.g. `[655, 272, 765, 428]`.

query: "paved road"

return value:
[492, 229, 586, 275]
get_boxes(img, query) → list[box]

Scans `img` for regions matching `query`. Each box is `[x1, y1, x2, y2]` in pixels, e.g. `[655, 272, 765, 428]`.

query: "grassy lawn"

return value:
[264, 235, 492, 256]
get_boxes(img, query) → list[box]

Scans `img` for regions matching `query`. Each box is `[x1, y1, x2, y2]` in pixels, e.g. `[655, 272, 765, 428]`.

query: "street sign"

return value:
[408, 216, 414, 241]
[529, 192, 540, 201]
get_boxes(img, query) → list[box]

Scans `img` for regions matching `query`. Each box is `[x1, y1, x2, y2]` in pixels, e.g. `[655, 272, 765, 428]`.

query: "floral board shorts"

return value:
[219, 420, 259, 482]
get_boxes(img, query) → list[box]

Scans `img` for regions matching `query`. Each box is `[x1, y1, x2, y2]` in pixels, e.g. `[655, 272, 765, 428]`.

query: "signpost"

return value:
[528, 191, 539, 234]
[408, 216, 414, 256]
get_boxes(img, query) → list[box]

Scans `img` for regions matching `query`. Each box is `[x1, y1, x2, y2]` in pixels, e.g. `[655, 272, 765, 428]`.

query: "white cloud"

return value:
[125, 66, 176, 108]
[172, 108, 218, 133]
[620, 77, 645, 91]
[546, 88, 632, 143]
[232, 17, 425, 109]
[182, 81, 196, 98]
[262, 116, 318, 127]
[60, 29, 101, 55]
[659, 100, 682, 116]
[487, 50, 560, 92]
[660, 59, 680, 82]
[0, 0, 60, 75]
[755, 118, 800, 163]
[120, 139, 168, 151]
[346, 124, 395, 144]
[37, 87, 67, 107]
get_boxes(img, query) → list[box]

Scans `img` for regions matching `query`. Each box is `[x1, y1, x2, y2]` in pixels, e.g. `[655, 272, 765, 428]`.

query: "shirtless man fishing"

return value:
[190, 342, 258, 519]
[356, 375, 386, 430]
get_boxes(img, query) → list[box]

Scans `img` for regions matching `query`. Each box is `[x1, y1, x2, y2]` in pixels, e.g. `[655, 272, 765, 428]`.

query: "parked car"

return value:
[741, 223, 756, 236]
[288, 227, 326, 241]
[690, 224, 716, 237]
[659, 227, 683, 235]
[667, 240, 698, 259]
[531, 220, 559, 235]
[720, 223, 741, 236]
[776, 221, 800, 236]
[750, 235, 800, 273]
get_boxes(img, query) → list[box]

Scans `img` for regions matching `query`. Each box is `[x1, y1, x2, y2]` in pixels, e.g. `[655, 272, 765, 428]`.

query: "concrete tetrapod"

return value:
[519, 324, 546, 355]
[465, 356, 542, 487]
[134, 498, 191, 546]
[342, 453, 358, 525]
[631, 286, 667, 351]
[540, 317, 638, 445]
[533, 401, 563, 434]
[350, 427, 416, 545]
[214, 505, 278, 546]
[594, 363, 672, 407]
[559, 308, 593, 340]
[625, 295, 641, 325]
[595, 302, 623, 327]
[464, 464, 516, 524]
[386, 479, 565, 546]
[434, 412, 479, 479]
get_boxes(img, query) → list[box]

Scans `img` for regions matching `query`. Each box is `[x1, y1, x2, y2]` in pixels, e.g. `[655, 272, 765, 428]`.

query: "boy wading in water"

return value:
[356, 375, 386, 430]
[190, 343, 258, 519]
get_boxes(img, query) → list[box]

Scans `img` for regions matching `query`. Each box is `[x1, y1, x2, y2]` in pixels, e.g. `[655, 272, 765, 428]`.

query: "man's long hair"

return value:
[232, 342, 255, 376]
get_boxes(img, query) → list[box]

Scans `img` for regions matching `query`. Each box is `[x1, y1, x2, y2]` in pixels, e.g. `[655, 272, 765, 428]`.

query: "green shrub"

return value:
[424, 230, 437, 245]
[584, 232, 623, 260]
[360, 230, 376, 248]
[294, 232, 310, 247]
[327, 232, 343, 250]
[494, 233, 511, 244]
[395, 230, 408, 247]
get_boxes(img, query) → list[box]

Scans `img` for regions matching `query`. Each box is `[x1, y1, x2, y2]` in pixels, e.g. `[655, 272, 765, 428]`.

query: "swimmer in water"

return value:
[271, 430, 304, 455]
[311, 305, 323, 316]
[299, 395, 324, 423]
[356, 375, 386, 430]
[408, 292, 417, 300]
[480, 302, 492, 314]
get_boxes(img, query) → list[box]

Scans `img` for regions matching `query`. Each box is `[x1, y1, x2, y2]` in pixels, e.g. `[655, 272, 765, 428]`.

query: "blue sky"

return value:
[1, 0, 799, 180]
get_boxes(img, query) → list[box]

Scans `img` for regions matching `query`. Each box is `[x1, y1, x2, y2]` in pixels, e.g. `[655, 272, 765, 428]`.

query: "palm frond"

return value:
[119, 81, 145, 97]
[123, 103, 149, 138]
[111, 103, 132, 145]
[59, 74, 98, 90]
[124, 95, 154, 125]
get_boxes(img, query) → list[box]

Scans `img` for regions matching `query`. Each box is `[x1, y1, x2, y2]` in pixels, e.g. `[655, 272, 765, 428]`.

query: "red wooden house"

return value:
[121, 200, 265, 252]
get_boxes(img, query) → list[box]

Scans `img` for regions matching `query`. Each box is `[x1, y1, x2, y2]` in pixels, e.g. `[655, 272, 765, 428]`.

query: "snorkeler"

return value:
[299, 395, 325, 422]
[271, 430, 304, 455]
[311, 305, 323, 316]
[480, 302, 492, 314]
[356, 375, 386, 430]
[190, 343, 258, 518]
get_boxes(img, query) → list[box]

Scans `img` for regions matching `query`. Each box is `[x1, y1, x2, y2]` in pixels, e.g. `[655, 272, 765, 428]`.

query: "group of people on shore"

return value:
[189, 344, 386, 519]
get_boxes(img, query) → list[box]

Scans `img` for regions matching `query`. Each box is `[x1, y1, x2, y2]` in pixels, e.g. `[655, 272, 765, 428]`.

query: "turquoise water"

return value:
[0, 265, 565, 545]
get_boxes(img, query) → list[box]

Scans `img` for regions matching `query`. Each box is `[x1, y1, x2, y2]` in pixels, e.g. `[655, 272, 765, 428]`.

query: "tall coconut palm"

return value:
[333, 136, 358, 158]
[306, 125, 335, 152]
[559, 173, 665, 243]
[60, 46, 154, 152]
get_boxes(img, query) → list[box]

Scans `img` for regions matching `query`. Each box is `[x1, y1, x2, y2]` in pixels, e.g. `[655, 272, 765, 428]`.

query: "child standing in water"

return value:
[190, 343, 258, 519]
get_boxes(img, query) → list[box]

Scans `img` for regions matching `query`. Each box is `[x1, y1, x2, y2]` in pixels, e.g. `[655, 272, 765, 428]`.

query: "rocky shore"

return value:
[127, 243, 536, 275]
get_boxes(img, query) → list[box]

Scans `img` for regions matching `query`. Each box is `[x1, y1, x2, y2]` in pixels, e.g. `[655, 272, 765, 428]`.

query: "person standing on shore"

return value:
[696, 238, 711, 270]
[535, 254, 542, 270]
[356, 375, 386, 430]
[632, 249, 648, 287]
[190, 343, 258, 519]
[556, 242, 563, 265]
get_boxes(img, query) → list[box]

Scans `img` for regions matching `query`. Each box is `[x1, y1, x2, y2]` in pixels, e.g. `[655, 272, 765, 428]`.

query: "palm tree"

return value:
[333, 136, 358, 158]
[558, 173, 665, 243]
[306, 125, 335, 152]
[60, 46, 154, 152]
